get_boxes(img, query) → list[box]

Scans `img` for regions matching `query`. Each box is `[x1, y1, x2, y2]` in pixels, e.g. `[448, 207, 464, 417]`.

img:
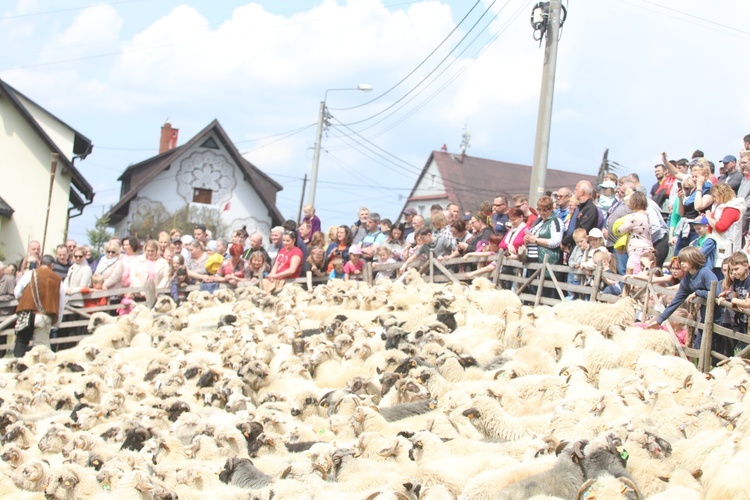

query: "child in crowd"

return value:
[205, 240, 224, 276]
[373, 246, 396, 281]
[116, 293, 135, 315]
[566, 228, 588, 300]
[667, 308, 689, 346]
[170, 254, 188, 304]
[718, 251, 750, 354]
[344, 245, 364, 281]
[328, 257, 345, 280]
[579, 228, 610, 284]
[82, 275, 108, 309]
[247, 251, 270, 285]
[464, 234, 503, 279]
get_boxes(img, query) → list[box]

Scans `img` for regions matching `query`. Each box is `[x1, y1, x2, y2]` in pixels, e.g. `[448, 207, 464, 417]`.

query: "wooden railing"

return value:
[0, 253, 739, 372]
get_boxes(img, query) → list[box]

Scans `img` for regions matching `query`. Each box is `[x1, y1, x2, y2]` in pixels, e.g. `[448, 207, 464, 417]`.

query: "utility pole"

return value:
[308, 101, 326, 209]
[529, 0, 564, 206]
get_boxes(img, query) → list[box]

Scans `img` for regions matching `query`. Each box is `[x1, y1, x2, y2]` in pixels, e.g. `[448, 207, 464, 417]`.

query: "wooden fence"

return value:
[0, 253, 741, 371]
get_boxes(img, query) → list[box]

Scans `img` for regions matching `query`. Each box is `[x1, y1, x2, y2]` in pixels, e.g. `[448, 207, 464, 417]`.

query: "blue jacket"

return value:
[657, 267, 717, 324]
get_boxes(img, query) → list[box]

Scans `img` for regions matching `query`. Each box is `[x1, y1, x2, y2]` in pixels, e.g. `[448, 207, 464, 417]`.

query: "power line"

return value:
[638, 0, 750, 36]
[329, 0, 483, 111]
[0, 0, 145, 20]
[339, 0, 500, 127]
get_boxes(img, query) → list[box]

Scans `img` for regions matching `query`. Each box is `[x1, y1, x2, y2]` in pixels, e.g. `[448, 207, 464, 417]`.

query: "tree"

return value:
[87, 212, 113, 259]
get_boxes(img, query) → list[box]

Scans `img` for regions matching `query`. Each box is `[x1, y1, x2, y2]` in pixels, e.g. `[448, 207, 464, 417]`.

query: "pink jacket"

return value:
[500, 224, 528, 252]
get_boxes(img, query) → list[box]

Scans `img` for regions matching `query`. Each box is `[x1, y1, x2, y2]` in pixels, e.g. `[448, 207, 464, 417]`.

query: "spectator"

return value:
[379, 218, 393, 236]
[305, 246, 328, 279]
[193, 224, 208, 245]
[310, 231, 326, 249]
[553, 188, 572, 225]
[512, 194, 538, 227]
[52, 244, 71, 279]
[464, 213, 494, 255]
[246, 251, 270, 286]
[431, 211, 454, 247]
[326, 225, 352, 270]
[231, 227, 249, 252]
[402, 207, 417, 238]
[737, 151, 750, 235]
[596, 180, 617, 212]
[616, 191, 654, 275]
[299, 221, 312, 246]
[0, 262, 16, 302]
[404, 214, 426, 256]
[185, 240, 210, 283]
[351, 207, 370, 244]
[524, 195, 563, 266]
[359, 213, 387, 262]
[205, 240, 225, 276]
[651, 163, 676, 211]
[373, 247, 397, 281]
[385, 223, 408, 262]
[465, 234, 504, 279]
[563, 181, 599, 248]
[65, 239, 77, 255]
[566, 228, 588, 299]
[18, 240, 42, 279]
[499, 207, 528, 258]
[491, 196, 510, 236]
[214, 243, 250, 287]
[267, 226, 284, 263]
[302, 203, 322, 235]
[93, 241, 124, 291]
[446, 203, 460, 224]
[130, 240, 170, 289]
[344, 245, 365, 281]
[14, 254, 64, 356]
[328, 257, 345, 280]
[718, 155, 742, 193]
[400, 228, 453, 274]
[243, 232, 271, 266]
[267, 230, 303, 283]
[706, 182, 746, 275]
[119, 235, 140, 287]
[688, 217, 718, 276]
[646, 247, 718, 349]
[158, 231, 171, 257]
[64, 246, 93, 307]
[283, 220, 308, 262]
[718, 251, 750, 353]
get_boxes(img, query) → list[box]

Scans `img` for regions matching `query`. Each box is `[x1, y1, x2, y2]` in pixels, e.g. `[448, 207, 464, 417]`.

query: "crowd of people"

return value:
[5, 137, 750, 358]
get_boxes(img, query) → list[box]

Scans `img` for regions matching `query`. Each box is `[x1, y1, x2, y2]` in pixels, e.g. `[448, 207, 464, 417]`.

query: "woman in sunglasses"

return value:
[93, 241, 124, 291]
[64, 246, 93, 307]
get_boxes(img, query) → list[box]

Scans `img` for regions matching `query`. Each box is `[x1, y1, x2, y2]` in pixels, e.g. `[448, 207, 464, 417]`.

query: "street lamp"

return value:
[308, 84, 373, 207]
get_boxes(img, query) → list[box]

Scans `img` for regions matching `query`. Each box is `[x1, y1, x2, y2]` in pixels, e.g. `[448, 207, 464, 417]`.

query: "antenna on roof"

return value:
[459, 121, 471, 162]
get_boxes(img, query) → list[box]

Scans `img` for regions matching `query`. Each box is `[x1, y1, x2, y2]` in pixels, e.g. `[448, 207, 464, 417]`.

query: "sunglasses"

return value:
[106, 250, 117, 255]
[73, 254, 84, 258]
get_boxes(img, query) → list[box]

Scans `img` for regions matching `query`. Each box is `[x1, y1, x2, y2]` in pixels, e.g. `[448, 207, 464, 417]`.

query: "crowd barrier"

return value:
[0, 253, 742, 372]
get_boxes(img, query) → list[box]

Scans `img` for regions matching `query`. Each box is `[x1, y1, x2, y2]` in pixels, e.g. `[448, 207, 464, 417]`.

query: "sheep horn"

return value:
[280, 466, 292, 480]
[555, 440, 568, 456]
[364, 494, 381, 500]
[394, 494, 410, 500]
[576, 479, 596, 500]
[716, 358, 732, 367]
[377, 441, 399, 457]
[683, 375, 694, 390]
[618, 477, 643, 500]
[312, 463, 327, 480]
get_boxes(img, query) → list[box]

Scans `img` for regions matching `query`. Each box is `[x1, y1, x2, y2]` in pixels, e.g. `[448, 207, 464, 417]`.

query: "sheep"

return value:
[219, 457, 273, 489]
[462, 395, 552, 441]
[13, 458, 49, 492]
[44, 463, 102, 499]
[552, 296, 637, 331]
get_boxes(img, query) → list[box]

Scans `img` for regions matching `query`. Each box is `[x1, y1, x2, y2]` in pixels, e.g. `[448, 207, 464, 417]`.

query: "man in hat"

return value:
[13, 254, 65, 356]
[719, 155, 742, 193]
[402, 207, 417, 239]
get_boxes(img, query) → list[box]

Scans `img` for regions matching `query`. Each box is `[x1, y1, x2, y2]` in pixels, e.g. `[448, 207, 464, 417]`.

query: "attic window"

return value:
[430, 174, 436, 187]
[193, 188, 212, 204]
[200, 137, 219, 149]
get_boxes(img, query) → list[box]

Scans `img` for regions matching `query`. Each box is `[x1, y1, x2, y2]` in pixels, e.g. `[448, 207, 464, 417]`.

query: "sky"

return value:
[2, 0, 749, 245]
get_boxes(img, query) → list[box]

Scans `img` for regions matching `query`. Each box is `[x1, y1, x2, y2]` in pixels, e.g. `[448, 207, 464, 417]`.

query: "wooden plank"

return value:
[431, 258, 460, 284]
[535, 255, 549, 307]
[701, 282, 718, 372]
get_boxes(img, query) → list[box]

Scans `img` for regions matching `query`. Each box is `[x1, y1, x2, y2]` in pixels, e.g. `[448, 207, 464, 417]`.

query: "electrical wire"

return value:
[338, 0, 499, 127]
[329, 0, 483, 111]
[638, 0, 750, 36]
[0, 0, 146, 20]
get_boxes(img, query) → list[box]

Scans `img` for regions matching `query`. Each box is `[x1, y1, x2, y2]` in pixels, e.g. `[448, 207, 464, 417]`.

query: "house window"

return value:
[201, 137, 219, 149]
[193, 188, 212, 204]
[430, 174, 436, 187]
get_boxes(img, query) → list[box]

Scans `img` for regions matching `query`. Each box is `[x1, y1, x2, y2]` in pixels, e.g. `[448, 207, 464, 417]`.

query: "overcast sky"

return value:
[2, 0, 749, 244]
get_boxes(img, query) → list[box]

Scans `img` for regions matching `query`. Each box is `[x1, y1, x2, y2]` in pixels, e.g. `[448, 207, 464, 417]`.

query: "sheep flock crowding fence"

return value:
[0, 255, 746, 498]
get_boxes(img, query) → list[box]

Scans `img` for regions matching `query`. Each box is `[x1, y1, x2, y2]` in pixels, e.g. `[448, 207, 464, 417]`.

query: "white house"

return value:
[106, 120, 284, 239]
[0, 78, 95, 262]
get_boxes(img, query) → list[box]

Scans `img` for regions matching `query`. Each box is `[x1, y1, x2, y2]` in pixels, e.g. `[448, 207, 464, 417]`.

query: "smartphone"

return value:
[29, 262, 37, 270]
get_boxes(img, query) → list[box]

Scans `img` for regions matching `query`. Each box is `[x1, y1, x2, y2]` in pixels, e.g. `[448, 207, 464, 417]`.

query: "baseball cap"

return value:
[171, 238, 182, 244]
[349, 245, 362, 255]
[721, 155, 737, 164]
[588, 228, 604, 239]
[689, 216, 709, 226]
[403, 207, 417, 216]
[207, 240, 218, 252]
[598, 180, 616, 189]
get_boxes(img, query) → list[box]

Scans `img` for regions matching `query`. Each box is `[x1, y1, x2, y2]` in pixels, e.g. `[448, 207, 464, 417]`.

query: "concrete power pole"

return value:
[529, 0, 563, 206]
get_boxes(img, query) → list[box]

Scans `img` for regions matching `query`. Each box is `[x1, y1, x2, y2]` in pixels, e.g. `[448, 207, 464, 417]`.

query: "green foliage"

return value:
[87, 212, 113, 259]
[128, 204, 228, 241]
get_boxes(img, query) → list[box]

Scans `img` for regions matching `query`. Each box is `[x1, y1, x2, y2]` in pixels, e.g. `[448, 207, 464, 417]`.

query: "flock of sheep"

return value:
[0, 269, 749, 499]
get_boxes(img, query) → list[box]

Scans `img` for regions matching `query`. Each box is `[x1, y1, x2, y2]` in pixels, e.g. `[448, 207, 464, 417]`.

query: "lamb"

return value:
[44, 463, 102, 499]
[219, 457, 273, 489]
[13, 458, 49, 492]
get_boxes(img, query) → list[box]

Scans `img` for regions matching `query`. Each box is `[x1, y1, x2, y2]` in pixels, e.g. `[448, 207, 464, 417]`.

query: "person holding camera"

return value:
[325, 225, 352, 273]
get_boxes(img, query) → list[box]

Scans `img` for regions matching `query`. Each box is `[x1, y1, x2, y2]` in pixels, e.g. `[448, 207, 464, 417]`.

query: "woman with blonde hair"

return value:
[130, 240, 170, 289]
[706, 182, 745, 273]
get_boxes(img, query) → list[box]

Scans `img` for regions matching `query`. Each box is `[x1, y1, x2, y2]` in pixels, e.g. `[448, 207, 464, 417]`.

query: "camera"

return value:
[29, 262, 37, 270]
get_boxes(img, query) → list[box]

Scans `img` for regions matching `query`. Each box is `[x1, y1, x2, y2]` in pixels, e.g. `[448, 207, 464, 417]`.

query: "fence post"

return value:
[429, 253, 434, 283]
[700, 281, 718, 373]
[590, 262, 602, 301]
[365, 262, 373, 286]
[642, 268, 654, 322]
[535, 254, 549, 307]
[492, 253, 505, 288]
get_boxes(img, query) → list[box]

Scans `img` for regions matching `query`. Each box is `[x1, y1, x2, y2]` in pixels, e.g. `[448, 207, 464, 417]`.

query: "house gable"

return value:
[107, 120, 284, 238]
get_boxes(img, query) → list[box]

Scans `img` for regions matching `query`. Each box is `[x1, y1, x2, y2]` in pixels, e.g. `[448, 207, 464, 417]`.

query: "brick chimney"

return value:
[159, 120, 179, 154]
